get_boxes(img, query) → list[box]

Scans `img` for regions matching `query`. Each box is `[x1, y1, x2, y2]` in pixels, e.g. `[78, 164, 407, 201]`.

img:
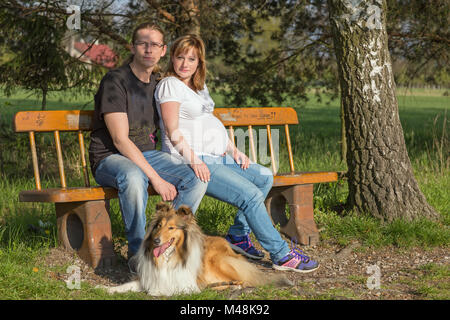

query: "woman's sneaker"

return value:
[272, 246, 319, 273]
[225, 233, 265, 260]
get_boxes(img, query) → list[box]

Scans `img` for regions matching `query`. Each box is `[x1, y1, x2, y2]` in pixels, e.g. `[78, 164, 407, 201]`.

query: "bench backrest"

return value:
[213, 107, 298, 174]
[14, 110, 93, 190]
[14, 107, 298, 190]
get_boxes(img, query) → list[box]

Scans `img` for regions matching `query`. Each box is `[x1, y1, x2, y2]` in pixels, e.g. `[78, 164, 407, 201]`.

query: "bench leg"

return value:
[265, 184, 319, 246]
[55, 200, 116, 269]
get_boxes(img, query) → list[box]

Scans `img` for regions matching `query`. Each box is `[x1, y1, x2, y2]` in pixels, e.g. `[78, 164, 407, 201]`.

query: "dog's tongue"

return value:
[153, 241, 171, 258]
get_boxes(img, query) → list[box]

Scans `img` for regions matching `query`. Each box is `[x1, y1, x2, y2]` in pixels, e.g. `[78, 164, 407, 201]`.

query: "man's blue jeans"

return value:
[94, 150, 207, 255]
[200, 154, 290, 263]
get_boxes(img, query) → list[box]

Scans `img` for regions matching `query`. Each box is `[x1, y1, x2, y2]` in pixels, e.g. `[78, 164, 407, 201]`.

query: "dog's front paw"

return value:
[95, 284, 110, 292]
[95, 280, 143, 294]
[95, 284, 118, 294]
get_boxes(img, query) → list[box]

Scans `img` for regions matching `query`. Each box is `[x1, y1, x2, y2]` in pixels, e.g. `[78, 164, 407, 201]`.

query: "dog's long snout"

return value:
[154, 238, 161, 246]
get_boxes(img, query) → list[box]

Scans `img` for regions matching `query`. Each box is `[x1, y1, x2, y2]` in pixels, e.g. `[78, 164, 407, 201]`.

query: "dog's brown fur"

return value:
[144, 202, 291, 291]
[104, 203, 292, 296]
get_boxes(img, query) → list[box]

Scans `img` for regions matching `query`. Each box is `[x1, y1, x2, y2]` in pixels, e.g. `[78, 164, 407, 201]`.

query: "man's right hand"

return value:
[151, 176, 178, 201]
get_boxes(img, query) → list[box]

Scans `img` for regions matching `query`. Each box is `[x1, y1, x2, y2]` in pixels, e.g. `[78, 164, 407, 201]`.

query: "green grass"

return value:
[315, 209, 449, 248]
[393, 263, 450, 300]
[0, 87, 448, 300]
[0, 244, 149, 300]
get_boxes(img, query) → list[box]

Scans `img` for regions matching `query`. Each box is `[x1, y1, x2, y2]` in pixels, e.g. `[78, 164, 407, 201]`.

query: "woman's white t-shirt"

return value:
[155, 76, 229, 159]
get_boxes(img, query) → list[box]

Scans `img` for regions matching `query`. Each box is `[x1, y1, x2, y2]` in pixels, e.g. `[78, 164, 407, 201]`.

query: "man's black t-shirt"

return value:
[88, 64, 159, 175]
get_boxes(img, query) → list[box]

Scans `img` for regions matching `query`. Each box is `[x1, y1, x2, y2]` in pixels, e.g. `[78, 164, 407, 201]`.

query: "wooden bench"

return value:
[14, 107, 338, 269]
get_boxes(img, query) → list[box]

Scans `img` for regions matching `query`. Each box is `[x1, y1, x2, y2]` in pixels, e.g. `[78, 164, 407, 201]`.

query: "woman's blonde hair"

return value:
[165, 34, 206, 92]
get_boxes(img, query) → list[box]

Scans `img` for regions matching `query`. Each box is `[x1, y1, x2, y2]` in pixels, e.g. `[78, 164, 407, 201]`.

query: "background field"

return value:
[0, 88, 448, 300]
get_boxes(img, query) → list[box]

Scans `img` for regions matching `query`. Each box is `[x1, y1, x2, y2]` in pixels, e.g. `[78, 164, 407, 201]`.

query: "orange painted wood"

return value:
[228, 125, 235, 147]
[213, 107, 298, 126]
[14, 110, 94, 132]
[15, 108, 339, 203]
[29, 131, 41, 190]
[19, 186, 158, 203]
[273, 171, 338, 187]
[14, 108, 298, 132]
[78, 131, 90, 187]
[248, 125, 257, 162]
[285, 124, 295, 173]
[54, 130, 66, 188]
[266, 124, 277, 174]
[19, 187, 118, 203]
[19, 173, 338, 202]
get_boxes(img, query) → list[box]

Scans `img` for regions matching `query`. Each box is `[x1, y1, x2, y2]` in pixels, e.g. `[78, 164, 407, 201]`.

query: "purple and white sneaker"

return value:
[273, 246, 319, 273]
[225, 233, 265, 260]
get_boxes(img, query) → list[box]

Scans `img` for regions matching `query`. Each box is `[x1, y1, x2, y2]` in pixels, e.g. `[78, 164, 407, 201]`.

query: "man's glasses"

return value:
[134, 41, 165, 49]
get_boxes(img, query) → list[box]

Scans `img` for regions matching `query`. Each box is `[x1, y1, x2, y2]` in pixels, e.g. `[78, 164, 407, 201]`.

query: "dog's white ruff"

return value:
[103, 232, 203, 296]
[136, 239, 203, 296]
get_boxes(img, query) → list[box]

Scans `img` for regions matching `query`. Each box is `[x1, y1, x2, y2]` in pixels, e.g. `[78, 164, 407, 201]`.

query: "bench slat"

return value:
[19, 187, 117, 202]
[248, 125, 257, 162]
[78, 131, 90, 187]
[19, 186, 159, 203]
[54, 130, 67, 188]
[213, 107, 298, 126]
[266, 124, 277, 174]
[29, 131, 41, 190]
[273, 171, 338, 187]
[14, 110, 93, 132]
[14, 108, 299, 131]
[285, 124, 295, 173]
[18, 172, 337, 202]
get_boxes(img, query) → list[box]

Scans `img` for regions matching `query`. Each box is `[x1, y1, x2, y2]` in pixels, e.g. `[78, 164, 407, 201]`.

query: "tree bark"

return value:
[41, 87, 47, 111]
[340, 98, 347, 161]
[327, 0, 438, 221]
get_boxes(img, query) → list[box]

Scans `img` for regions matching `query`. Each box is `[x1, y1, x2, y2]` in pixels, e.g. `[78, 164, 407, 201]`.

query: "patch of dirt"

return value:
[43, 242, 134, 287]
[41, 239, 449, 300]
[253, 238, 449, 300]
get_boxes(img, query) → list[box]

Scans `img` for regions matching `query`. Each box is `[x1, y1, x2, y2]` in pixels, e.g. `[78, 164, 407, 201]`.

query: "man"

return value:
[88, 23, 207, 271]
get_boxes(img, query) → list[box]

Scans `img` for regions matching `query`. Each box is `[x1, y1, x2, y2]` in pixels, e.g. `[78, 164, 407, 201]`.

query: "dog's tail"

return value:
[222, 256, 293, 287]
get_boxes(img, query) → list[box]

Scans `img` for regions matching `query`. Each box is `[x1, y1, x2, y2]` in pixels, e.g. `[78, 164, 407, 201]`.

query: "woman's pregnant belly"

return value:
[179, 114, 229, 156]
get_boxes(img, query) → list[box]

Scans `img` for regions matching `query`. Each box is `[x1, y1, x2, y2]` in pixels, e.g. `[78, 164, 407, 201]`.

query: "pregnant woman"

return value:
[154, 34, 319, 273]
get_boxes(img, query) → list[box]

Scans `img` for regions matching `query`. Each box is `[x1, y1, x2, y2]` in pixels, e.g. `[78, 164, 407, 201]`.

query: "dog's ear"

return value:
[155, 202, 171, 212]
[176, 205, 193, 220]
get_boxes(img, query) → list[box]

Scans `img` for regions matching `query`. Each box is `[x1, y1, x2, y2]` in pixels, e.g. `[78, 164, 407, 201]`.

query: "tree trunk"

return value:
[340, 98, 347, 161]
[327, 0, 438, 221]
[41, 88, 47, 111]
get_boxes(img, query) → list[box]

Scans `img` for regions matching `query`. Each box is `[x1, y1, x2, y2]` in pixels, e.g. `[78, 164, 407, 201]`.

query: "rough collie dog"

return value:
[104, 203, 292, 296]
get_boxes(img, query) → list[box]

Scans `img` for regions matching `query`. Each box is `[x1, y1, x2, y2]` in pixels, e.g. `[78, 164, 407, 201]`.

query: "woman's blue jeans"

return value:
[94, 150, 208, 255]
[200, 154, 290, 263]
